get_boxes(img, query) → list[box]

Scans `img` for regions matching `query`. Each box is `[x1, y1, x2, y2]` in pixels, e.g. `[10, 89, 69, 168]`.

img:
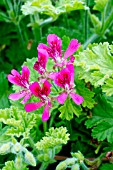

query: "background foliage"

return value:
[0, 0, 113, 169]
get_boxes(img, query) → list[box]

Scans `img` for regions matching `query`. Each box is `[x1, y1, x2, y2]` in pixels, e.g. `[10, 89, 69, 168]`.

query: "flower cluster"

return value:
[8, 34, 84, 121]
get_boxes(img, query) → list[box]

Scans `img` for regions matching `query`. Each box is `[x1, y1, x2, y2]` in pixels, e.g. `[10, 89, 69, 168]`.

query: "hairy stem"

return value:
[16, 22, 25, 45]
[39, 162, 49, 170]
[83, 33, 99, 49]
[85, 0, 89, 41]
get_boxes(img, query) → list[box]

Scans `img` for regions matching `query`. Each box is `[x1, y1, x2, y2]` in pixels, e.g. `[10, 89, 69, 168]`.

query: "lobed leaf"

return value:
[58, 98, 82, 121]
[85, 95, 113, 143]
[75, 42, 113, 96]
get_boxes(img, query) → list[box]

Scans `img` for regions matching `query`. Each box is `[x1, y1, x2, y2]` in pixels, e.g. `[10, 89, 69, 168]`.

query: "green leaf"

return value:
[93, 0, 109, 12]
[100, 163, 113, 170]
[21, 0, 86, 21]
[36, 127, 69, 162]
[2, 161, 16, 170]
[89, 13, 101, 33]
[75, 42, 113, 95]
[0, 72, 10, 109]
[64, 0, 86, 12]
[102, 78, 113, 96]
[85, 95, 113, 143]
[92, 121, 113, 142]
[75, 69, 95, 109]
[0, 107, 41, 138]
[62, 35, 70, 51]
[59, 98, 82, 121]
[0, 124, 11, 144]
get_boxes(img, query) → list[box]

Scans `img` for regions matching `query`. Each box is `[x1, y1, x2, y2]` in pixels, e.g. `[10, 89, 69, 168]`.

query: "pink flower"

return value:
[33, 49, 48, 75]
[25, 80, 52, 121]
[33, 47, 57, 82]
[38, 34, 62, 63]
[38, 34, 80, 67]
[54, 65, 84, 105]
[7, 66, 32, 104]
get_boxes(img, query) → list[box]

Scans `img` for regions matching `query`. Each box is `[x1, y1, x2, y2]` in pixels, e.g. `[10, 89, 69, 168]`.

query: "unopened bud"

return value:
[25, 151, 36, 166]
[12, 143, 22, 154]
[0, 143, 11, 155]
[66, 158, 77, 166]
[56, 161, 67, 170]
[71, 163, 80, 170]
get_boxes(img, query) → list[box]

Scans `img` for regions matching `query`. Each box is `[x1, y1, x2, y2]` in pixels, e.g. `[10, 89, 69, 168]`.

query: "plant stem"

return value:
[49, 110, 57, 128]
[40, 17, 54, 27]
[39, 162, 49, 170]
[28, 136, 35, 149]
[85, 0, 89, 41]
[101, 10, 113, 34]
[66, 120, 72, 135]
[16, 22, 25, 45]
[80, 161, 89, 170]
[43, 121, 47, 134]
[83, 33, 99, 49]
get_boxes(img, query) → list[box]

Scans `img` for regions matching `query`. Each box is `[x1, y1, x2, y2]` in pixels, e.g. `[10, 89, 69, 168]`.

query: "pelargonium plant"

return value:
[8, 34, 84, 122]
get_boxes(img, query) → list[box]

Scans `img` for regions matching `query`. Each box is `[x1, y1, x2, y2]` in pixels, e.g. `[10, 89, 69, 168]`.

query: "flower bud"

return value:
[0, 143, 11, 155]
[71, 163, 80, 170]
[11, 142, 22, 154]
[65, 158, 77, 166]
[56, 161, 67, 170]
[25, 151, 36, 166]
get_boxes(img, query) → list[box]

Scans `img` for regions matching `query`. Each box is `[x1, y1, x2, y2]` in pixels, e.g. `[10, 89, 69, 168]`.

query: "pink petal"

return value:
[70, 92, 84, 105]
[7, 74, 20, 85]
[48, 72, 58, 80]
[57, 92, 68, 104]
[66, 64, 74, 85]
[22, 66, 30, 83]
[38, 49, 48, 66]
[21, 92, 32, 104]
[8, 91, 26, 101]
[25, 102, 44, 112]
[64, 39, 80, 59]
[42, 80, 52, 96]
[47, 34, 62, 47]
[11, 69, 20, 77]
[54, 68, 71, 88]
[34, 49, 48, 74]
[29, 82, 41, 97]
[37, 43, 49, 51]
[42, 105, 50, 121]
[70, 56, 75, 63]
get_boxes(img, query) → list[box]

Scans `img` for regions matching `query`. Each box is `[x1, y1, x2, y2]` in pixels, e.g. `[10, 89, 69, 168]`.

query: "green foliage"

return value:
[100, 163, 113, 170]
[36, 127, 70, 162]
[2, 161, 16, 170]
[21, 0, 86, 22]
[74, 69, 95, 109]
[75, 42, 113, 96]
[0, 106, 41, 138]
[85, 95, 113, 143]
[102, 78, 113, 96]
[0, 0, 113, 169]
[93, 0, 109, 12]
[59, 98, 82, 120]
[0, 72, 10, 109]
